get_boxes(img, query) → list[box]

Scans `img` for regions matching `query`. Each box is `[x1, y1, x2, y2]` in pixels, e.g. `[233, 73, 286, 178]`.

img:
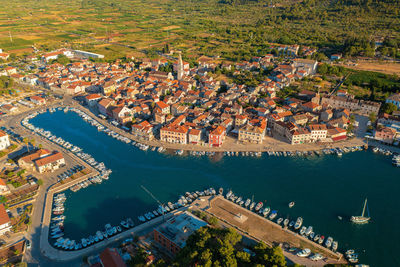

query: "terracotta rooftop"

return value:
[0, 204, 10, 226]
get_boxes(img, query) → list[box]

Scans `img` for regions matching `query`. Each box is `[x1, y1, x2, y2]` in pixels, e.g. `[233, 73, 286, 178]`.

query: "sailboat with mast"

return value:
[351, 198, 370, 224]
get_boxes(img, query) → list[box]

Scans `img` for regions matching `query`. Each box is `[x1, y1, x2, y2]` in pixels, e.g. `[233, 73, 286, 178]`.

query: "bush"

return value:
[208, 216, 218, 226]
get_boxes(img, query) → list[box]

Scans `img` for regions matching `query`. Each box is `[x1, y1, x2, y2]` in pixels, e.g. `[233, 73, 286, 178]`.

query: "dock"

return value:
[196, 195, 346, 264]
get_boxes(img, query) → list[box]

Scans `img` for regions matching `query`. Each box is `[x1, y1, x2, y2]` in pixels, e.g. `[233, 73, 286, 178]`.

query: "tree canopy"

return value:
[173, 226, 287, 267]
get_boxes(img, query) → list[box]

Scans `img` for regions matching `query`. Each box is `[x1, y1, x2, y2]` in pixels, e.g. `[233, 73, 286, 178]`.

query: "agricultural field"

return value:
[0, 0, 399, 61]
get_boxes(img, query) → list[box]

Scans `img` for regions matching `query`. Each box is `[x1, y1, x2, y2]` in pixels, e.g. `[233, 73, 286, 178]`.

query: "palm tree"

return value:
[30, 138, 36, 149]
[23, 138, 30, 153]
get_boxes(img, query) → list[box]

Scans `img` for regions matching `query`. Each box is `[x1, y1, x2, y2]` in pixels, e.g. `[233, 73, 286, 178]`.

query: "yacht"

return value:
[262, 207, 270, 217]
[314, 234, 320, 242]
[294, 217, 303, 230]
[299, 226, 306, 235]
[255, 202, 263, 211]
[249, 202, 256, 210]
[296, 248, 311, 257]
[305, 226, 313, 236]
[283, 218, 289, 227]
[325, 236, 333, 248]
[310, 253, 323, 261]
[332, 241, 338, 251]
[268, 210, 278, 220]
[351, 198, 371, 224]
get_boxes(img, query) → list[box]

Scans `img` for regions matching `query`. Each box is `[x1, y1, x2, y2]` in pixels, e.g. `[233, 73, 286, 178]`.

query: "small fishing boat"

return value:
[288, 201, 295, 208]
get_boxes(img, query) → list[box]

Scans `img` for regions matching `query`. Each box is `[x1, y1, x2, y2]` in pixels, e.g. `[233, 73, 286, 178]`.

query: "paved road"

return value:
[1, 100, 87, 266]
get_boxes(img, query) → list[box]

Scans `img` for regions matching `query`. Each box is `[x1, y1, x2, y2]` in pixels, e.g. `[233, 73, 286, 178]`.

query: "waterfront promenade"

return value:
[73, 99, 366, 153]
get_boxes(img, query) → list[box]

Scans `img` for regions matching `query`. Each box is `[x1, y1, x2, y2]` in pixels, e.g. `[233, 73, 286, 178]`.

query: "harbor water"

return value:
[31, 110, 400, 266]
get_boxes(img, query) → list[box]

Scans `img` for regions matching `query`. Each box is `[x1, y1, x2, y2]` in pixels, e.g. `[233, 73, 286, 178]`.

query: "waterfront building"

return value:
[309, 124, 327, 141]
[326, 127, 347, 142]
[188, 129, 202, 144]
[18, 149, 51, 170]
[30, 95, 46, 105]
[85, 94, 102, 107]
[238, 124, 265, 144]
[34, 151, 65, 173]
[0, 204, 11, 236]
[208, 125, 226, 147]
[99, 247, 127, 267]
[153, 211, 207, 256]
[374, 127, 396, 144]
[287, 127, 311, 144]
[131, 120, 154, 140]
[377, 113, 400, 134]
[0, 130, 10, 151]
[97, 98, 114, 117]
[160, 125, 188, 144]
[111, 106, 133, 125]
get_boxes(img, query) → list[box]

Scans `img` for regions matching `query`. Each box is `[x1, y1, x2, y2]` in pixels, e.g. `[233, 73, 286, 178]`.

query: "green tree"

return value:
[23, 138, 30, 152]
[208, 216, 218, 226]
[54, 54, 70, 65]
[369, 112, 377, 124]
[381, 102, 398, 114]
[236, 251, 251, 264]
[17, 169, 26, 177]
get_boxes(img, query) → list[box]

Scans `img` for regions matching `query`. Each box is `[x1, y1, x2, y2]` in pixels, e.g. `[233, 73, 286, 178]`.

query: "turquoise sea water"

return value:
[31, 110, 400, 266]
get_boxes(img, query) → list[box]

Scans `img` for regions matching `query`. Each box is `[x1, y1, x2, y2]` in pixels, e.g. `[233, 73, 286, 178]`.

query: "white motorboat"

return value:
[294, 217, 303, 230]
[296, 248, 311, 257]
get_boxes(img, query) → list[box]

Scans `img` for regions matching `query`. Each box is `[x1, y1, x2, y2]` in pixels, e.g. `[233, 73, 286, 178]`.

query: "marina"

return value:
[28, 109, 400, 266]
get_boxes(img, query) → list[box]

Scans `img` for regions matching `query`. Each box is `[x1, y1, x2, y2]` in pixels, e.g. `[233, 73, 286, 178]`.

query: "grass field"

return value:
[338, 61, 400, 76]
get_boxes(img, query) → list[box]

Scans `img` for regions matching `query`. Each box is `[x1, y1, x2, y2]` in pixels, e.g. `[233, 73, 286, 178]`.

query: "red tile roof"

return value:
[0, 204, 10, 226]
[100, 248, 127, 267]
[34, 152, 64, 167]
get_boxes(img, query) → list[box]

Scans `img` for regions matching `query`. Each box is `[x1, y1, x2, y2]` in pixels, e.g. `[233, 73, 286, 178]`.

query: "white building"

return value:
[0, 204, 11, 235]
[309, 124, 327, 141]
[73, 50, 104, 59]
[0, 179, 9, 195]
[0, 130, 10, 151]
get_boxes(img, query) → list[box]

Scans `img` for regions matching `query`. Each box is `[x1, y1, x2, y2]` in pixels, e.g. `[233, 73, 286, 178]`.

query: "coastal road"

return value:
[1, 101, 88, 266]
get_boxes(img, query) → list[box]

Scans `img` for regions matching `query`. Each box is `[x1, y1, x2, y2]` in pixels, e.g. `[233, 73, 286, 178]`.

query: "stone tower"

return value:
[177, 52, 184, 80]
